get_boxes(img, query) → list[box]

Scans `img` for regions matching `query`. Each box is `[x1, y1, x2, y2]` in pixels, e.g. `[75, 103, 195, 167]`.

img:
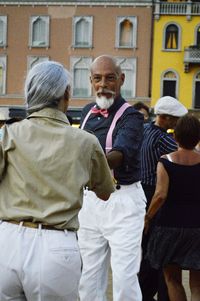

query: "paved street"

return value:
[107, 269, 191, 300]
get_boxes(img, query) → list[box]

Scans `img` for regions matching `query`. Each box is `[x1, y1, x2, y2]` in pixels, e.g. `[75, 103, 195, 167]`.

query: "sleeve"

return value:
[0, 144, 6, 181]
[0, 126, 10, 180]
[87, 139, 115, 196]
[111, 109, 144, 165]
[159, 134, 177, 154]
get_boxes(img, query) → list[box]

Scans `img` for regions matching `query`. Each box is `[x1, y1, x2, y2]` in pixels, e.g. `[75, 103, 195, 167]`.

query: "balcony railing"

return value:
[184, 45, 200, 72]
[184, 46, 200, 63]
[160, 2, 187, 15]
[154, 1, 200, 19]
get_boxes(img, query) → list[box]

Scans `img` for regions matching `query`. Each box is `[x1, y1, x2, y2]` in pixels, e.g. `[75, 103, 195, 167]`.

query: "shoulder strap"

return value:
[166, 154, 173, 162]
[80, 108, 94, 130]
[105, 102, 131, 154]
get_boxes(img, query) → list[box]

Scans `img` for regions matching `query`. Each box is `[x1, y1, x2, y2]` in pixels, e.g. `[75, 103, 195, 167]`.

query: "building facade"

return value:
[0, 0, 153, 108]
[151, 0, 200, 109]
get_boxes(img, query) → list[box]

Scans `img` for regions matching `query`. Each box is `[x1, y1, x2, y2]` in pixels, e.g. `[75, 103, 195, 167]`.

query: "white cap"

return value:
[154, 96, 188, 117]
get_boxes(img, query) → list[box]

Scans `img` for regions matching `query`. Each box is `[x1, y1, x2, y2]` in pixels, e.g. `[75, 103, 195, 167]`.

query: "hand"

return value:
[144, 214, 151, 234]
[144, 219, 150, 234]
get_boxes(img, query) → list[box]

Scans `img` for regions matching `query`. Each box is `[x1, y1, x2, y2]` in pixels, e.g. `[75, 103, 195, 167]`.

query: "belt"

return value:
[3, 220, 64, 231]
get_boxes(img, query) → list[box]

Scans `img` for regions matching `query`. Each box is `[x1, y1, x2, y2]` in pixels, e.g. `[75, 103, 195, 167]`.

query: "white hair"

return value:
[24, 61, 71, 113]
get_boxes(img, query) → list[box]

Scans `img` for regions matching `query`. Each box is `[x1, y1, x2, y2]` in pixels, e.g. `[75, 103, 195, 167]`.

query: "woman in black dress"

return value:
[145, 114, 200, 301]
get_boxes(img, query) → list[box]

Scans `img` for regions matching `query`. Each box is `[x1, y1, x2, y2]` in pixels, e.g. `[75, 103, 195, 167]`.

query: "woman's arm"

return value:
[144, 161, 169, 232]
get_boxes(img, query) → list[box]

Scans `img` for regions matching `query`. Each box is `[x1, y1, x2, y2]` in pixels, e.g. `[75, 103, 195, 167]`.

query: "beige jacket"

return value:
[0, 108, 114, 230]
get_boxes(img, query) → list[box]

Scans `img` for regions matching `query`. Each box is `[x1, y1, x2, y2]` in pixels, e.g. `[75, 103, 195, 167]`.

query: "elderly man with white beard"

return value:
[78, 55, 146, 301]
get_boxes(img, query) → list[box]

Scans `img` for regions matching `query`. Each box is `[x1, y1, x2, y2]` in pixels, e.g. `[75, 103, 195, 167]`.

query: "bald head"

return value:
[90, 55, 122, 75]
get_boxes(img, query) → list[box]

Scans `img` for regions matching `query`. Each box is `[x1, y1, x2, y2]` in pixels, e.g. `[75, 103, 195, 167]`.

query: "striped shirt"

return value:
[141, 122, 177, 186]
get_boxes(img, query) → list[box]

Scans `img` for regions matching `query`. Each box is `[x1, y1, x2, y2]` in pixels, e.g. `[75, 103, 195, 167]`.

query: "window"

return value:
[27, 56, 49, 70]
[0, 16, 7, 47]
[116, 57, 136, 98]
[116, 17, 137, 48]
[73, 16, 93, 48]
[71, 57, 92, 98]
[161, 70, 178, 98]
[164, 23, 180, 50]
[29, 16, 50, 47]
[0, 56, 6, 95]
[195, 24, 200, 46]
[194, 72, 200, 109]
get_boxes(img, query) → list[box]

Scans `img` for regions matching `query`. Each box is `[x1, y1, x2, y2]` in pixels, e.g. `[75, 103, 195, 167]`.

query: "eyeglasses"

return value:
[91, 74, 119, 83]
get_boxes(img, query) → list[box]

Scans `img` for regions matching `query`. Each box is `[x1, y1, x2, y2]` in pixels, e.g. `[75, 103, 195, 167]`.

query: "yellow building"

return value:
[151, 0, 200, 109]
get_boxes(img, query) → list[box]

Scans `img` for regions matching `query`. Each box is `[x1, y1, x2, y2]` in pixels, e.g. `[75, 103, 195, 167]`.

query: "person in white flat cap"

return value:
[154, 96, 188, 117]
[139, 96, 188, 301]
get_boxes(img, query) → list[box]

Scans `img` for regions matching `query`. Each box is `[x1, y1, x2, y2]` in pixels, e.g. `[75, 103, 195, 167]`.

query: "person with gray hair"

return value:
[25, 60, 71, 113]
[0, 60, 115, 301]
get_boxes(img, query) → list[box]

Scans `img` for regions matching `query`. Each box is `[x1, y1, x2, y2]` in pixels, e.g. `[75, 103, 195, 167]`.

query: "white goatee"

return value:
[96, 96, 114, 109]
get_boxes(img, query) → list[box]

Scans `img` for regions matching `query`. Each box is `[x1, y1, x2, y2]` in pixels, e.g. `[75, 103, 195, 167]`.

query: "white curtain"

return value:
[121, 69, 133, 98]
[0, 67, 3, 94]
[33, 18, 46, 45]
[74, 68, 89, 97]
[0, 20, 4, 44]
[75, 19, 89, 46]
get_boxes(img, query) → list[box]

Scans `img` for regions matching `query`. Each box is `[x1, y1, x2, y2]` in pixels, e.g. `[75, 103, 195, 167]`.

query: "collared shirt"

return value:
[81, 96, 144, 185]
[141, 122, 177, 186]
[0, 108, 114, 230]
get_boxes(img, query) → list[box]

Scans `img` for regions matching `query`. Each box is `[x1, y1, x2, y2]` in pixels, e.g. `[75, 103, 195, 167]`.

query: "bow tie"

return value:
[91, 107, 109, 118]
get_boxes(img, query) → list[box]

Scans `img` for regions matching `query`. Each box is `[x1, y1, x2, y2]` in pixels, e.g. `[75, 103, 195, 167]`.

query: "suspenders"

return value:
[81, 102, 131, 154]
[80, 109, 92, 130]
[105, 103, 130, 154]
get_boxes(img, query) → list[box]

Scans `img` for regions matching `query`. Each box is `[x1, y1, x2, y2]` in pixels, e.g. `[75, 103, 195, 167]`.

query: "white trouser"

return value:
[0, 221, 81, 301]
[78, 182, 146, 301]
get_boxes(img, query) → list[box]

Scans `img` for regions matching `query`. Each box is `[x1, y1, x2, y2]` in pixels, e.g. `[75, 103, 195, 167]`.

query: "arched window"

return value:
[162, 70, 178, 98]
[0, 56, 6, 95]
[195, 25, 200, 46]
[33, 18, 46, 45]
[0, 16, 7, 47]
[71, 57, 92, 98]
[0, 66, 3, 94]
[164, 24, 179, 50]
[116, 16, 137, 48]
[73, 16, 93, 48]
[119, 19, 133, 47]
[30, 16, 49, 47]
[27, 56, 49, 71]
[116, 57, 136, 98]
[194, 72, 200, 109]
